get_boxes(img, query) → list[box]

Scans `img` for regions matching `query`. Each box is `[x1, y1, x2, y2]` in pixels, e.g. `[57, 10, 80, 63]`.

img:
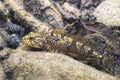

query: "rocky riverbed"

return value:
[0, 0, 120, 80]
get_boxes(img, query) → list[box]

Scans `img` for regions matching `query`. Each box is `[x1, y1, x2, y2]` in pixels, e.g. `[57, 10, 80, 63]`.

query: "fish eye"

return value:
[89, 15, 96, 22]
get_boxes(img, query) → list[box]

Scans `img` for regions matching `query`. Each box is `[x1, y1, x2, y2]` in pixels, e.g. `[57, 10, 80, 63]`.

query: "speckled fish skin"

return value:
[22, 30, 102, 60]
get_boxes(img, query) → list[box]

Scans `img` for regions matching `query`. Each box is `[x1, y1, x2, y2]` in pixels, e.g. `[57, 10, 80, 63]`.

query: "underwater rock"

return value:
[3, 0, 50, 32]
[1, 49, 119, 80]
[24, 0, 64, 29]
[0, 2, 9, 17]
[14, 0, 24, 6]
[0, 64, 5, 80]
[0, 35, 6, 50]
[94, 0, 120, 27]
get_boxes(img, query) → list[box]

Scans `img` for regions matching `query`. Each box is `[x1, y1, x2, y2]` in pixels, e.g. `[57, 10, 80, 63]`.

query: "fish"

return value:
[22, 29, 102, 60]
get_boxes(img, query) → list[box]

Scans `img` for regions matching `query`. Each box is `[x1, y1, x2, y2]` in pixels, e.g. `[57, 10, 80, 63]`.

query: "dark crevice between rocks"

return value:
[9, 10, 32, 36]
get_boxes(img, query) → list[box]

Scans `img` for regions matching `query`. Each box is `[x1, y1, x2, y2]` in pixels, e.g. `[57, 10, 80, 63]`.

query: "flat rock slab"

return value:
[1, 49, 119, 80]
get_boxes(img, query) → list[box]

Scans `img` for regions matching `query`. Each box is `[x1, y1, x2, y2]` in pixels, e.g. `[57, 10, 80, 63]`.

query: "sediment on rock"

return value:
[94, 0, 120, 27]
